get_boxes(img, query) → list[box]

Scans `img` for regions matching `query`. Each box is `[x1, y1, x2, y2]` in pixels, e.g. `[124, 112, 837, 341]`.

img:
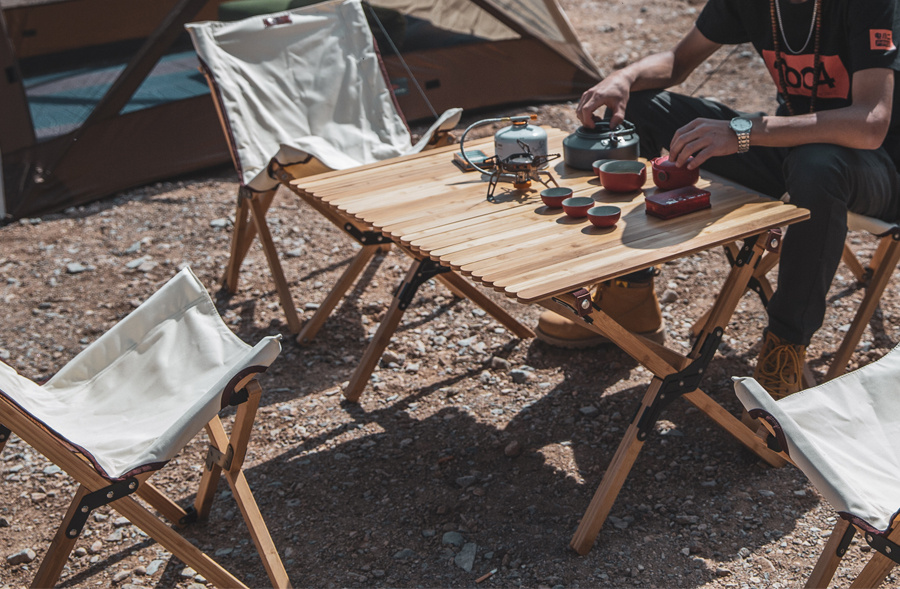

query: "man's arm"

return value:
[669, 68, 895, 168]
[576, 26, 721, 128]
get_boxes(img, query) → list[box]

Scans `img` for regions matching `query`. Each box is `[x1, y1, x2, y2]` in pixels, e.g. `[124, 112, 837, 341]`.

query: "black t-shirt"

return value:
[697, 0, 900, 153]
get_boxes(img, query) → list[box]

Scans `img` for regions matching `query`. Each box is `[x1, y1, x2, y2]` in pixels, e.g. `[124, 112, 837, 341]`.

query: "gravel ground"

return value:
[2, 1, 900, 588]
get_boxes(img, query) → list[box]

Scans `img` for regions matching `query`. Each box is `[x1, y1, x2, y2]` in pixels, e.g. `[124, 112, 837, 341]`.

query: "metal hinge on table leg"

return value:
[635, 327, 724, 441]
[865, 530, 900, 564]
[206, 444, 234, 472]
[395, 259, 451, 310]
[66, 478, 139, 538]
[343, 223, 393, 246]
[0, 425, 10, 442]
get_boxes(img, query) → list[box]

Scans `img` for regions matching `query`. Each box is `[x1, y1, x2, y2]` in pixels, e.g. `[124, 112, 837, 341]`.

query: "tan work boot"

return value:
[752, 330, 807, 400]
[535, 269, 666, 348]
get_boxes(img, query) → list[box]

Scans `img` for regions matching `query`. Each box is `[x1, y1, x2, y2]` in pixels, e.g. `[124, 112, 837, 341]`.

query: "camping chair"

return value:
[0, 267, 290, 588]
[734, 342, 900, 588]
[185, 0, 462, 337]
[694, 210, 900, 384]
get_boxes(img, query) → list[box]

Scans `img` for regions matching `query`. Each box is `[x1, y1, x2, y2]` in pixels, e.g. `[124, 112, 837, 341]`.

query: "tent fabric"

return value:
[733, 343, 900, 533]
[187, 0, 462, 191]
[0, 267, 281, 480]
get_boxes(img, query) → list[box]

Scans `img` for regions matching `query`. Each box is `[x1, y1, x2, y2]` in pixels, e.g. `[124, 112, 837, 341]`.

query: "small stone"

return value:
[454, 542, 477, 572]
[133, 566, 147, 576]
[146, 559, 165, 575]
[106, 528, 124, 542]
[209, 218, 229, 228]
[660, 289, 678, 304]
[137, 260, 158, 273]
[66, 262, 89, 274]
[405, 362, 420, 373]
[676, 515, 699, 525]
[89, 540, 103, 554]
[74, 547, 87, 557]
[490, 356, 510, 370]
[716, 566, 732, 577]
[42, 465, 61, 475]
[30, 492, 47, 503]
[393, 548, 416, 560]
[93, 512, 109, 522]
[442, 531, 465, 547]
[758, 556, 776, 572]
[579, 405, 599, 417]
[125, 256, 150, 269]
[6, 548, 36, 565]
[456, 475, 477, 488]
[372, 570, 385, 578]
[180, 566, 197, 579]
[422, 529, 436, 538]
[510, 369, 531, 384]
[382, 350, 403, 365]
[738, 547, 751, 558]
[113, 517, 130, 527]
[759, 489, 775, 498]
[0, 517, 8, 528]
[113, 570, 132, 583]
[504, 440, 522, 457]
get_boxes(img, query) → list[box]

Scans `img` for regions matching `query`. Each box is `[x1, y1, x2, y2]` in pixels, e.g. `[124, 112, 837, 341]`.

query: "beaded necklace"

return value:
[769, 0, 823, 114]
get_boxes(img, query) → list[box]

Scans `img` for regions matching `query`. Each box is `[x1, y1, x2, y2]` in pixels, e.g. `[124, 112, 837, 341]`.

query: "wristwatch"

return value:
[729, 117, 753, 154]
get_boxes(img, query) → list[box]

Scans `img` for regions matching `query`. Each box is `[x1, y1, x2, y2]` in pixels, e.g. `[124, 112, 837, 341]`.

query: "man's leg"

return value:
[768, 144, 900, 344]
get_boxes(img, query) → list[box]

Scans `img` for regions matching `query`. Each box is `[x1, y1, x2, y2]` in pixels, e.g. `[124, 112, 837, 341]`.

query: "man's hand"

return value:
[576, 74, 631, 129]
[668, 118, 742, 169]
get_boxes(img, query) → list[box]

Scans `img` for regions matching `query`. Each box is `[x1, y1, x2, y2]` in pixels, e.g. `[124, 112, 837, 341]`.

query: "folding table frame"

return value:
[559, 230, 795, 554]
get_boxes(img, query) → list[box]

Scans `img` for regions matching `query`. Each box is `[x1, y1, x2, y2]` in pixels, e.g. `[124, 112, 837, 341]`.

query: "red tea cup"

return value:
[598, 160, 647, 192]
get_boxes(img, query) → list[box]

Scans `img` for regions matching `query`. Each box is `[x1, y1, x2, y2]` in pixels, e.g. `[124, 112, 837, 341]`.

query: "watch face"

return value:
[731, 118, 752, 132]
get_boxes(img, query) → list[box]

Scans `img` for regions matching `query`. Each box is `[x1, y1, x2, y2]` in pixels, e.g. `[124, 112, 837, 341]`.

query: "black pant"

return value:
[626, 90, 900, 345]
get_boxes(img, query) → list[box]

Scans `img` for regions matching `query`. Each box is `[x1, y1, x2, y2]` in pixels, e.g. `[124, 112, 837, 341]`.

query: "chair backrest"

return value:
[187, 0, 418, 191]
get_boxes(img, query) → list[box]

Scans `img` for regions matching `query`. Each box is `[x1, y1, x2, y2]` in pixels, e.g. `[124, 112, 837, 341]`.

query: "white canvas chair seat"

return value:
[735, 344, 900, 588]
[0, 267, 290, 588]
[186, 0, 462, 192]
[0, 268, 280, 480]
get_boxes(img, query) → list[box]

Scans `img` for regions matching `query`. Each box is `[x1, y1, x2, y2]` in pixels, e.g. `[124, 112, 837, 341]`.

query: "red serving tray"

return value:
[645, 186, 711, 220]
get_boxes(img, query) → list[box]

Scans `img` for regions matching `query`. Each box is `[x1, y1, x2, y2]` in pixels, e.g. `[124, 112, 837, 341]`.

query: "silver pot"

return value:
[562, 119, 640, 170]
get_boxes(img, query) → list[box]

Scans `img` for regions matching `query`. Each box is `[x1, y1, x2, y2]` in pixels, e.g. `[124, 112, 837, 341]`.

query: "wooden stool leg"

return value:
[826, 236, 900, 381]
[297, 245, 382, 345]
[32, 485, 89, 588]
[805, 518, 852, 588]
[850, 553, 896, 589]
[343, 260, 424, 402]
[205, 381, 291, 588]
[436, 272, 534, 339]
[248, 196, 302, 333]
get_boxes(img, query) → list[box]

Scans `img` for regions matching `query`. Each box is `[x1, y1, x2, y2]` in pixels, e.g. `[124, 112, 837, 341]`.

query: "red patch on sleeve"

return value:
[871, 29, 896, 51]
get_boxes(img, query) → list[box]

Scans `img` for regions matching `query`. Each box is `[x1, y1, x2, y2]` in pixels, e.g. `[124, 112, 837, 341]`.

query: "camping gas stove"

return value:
[482, 144, 560, 201]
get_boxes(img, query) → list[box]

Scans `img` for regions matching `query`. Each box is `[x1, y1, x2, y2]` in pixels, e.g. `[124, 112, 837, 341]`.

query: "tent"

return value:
[0, 0, 600, 221]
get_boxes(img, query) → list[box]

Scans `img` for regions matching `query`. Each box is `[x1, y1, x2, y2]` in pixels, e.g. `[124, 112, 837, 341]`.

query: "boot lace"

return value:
[754, 336, 804, 400]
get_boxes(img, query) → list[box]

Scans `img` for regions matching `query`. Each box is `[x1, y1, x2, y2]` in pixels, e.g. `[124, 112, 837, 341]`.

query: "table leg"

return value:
[297, 244, 383, 345]
[343, 258, 442, 402]
[570, 378, 663, 555]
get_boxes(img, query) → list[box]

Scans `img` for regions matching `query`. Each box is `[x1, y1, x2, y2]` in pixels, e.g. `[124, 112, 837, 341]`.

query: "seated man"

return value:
[540, 0, 900, 399]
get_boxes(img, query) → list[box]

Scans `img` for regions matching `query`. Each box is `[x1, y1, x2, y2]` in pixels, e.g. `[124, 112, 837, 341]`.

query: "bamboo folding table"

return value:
[289, 127, 809, 553]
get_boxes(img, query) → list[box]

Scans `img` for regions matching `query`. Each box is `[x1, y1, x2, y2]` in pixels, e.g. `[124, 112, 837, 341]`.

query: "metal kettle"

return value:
[562, 119, 640, 170]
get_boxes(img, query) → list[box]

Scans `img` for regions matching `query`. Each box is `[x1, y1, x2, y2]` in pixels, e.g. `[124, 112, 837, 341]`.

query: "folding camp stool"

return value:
[0, 268, 290, 588]
[694, 210, 900, 383]
[186, 0, 461, 337]
[735, 342, 900, 588]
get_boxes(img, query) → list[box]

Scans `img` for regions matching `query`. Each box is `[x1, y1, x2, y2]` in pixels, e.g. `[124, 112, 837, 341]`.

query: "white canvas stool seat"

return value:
[0, 267, 291, 588]
[186, 0, 461, 336]
[735, 343, 900, 588]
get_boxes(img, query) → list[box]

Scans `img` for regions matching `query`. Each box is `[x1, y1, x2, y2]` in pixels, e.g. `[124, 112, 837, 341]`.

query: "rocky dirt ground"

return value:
[2, 0, 900, 588]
